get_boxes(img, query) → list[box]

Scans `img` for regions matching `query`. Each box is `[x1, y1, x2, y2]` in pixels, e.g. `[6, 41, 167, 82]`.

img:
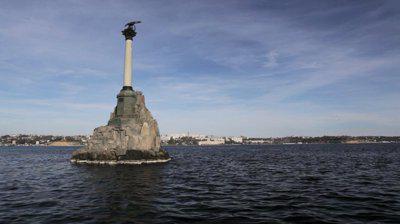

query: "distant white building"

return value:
[160, 134, 171, 142]
[161, 133, 206, 141]
[230, 136, 243, 143]
[198, 138, 225, 145]
[189, 134, 206, 139]
[247, 139, 272, 144]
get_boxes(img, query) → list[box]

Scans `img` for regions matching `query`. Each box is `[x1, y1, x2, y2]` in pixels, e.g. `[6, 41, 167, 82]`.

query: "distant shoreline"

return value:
[1, 142, 399, 147]
[47, 141, 82, 147]
[0, 145, 83, 147]
[2, 135, 399, 147]
[163, 142, 400, 146]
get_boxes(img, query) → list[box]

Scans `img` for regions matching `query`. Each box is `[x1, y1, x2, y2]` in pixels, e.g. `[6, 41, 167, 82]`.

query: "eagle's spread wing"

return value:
[125, 21, 141, 27]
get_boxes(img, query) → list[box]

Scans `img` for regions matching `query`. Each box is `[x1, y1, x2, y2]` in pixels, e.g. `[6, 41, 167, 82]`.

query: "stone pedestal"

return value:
[71, 88, 170, 164]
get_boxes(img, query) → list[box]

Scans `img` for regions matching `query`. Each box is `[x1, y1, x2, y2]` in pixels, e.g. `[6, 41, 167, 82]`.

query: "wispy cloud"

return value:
[0, 0, 399, 136]
[264, 50, 278, 68]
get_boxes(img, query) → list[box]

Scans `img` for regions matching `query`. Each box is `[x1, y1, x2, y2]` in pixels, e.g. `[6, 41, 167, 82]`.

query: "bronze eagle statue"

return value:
[125, 21, 141, 30]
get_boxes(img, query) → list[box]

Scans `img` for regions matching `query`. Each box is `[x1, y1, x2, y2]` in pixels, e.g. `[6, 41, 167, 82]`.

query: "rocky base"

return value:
[71, 148, 170, 161]
[71, 88, 170, 165]
[70, 158, 171, 165]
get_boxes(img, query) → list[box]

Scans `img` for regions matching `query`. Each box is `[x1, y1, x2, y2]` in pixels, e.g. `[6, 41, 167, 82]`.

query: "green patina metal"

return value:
[108, 88, 141, 126]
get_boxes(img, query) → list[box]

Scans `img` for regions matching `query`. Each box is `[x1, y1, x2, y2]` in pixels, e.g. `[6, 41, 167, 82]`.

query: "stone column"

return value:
[123, 39, 133, 87]
[121, 22, 138, 89]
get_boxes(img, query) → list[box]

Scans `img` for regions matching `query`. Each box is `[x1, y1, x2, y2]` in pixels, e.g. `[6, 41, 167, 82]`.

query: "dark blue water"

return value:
[0, 144, 399, 223]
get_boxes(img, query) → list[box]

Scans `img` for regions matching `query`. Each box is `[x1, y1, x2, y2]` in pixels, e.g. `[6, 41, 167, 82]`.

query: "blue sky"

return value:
[0, 0, 399, 137]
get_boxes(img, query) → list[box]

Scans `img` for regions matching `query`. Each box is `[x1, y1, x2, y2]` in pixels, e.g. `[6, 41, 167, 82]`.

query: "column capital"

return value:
[122, 21, 141, 40]
[122, 27, 136, 40]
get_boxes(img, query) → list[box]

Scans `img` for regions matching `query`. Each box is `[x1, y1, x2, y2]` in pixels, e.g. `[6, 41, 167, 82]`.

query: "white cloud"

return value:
[264, 50, 278, 68]
[0, 1, 399, 136]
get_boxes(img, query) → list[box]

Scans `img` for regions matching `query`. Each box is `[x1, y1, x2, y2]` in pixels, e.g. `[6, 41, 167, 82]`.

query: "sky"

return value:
[0, 0, 399, 137]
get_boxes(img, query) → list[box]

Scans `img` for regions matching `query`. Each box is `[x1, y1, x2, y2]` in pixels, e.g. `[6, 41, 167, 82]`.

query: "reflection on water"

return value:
[1, 144, 400, 223]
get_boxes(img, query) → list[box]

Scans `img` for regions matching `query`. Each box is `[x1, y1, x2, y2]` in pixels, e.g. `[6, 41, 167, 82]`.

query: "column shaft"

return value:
[123, 39, 133, 87]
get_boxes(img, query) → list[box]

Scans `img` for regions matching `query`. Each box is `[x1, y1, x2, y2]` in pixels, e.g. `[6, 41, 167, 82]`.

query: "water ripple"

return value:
[0, 144, 400, 223]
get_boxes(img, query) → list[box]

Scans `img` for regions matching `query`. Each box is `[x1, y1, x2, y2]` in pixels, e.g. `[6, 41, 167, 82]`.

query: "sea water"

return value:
[1, 144, 399, 223]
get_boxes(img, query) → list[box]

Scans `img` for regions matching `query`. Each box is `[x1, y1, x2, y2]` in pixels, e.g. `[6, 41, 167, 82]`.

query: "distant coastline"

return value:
[1, 134, 399, 147]
[163, 142, 400, 147]
[2, 142, 399, 147]
[162, 135, 400, 146]
[4, 142, 400, 148]
[48, 141, 82, 147]
[0, 134, 87, 147]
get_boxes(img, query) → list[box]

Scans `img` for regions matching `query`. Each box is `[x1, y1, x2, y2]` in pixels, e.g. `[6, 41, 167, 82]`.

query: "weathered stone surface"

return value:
[71, 89, 170, 163]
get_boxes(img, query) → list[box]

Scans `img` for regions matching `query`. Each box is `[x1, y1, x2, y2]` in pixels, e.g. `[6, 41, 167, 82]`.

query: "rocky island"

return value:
[71, 21, 170, 165]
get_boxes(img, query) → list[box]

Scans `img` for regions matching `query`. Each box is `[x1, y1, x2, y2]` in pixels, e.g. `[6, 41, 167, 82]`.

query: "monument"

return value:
[71, 21, 170, 164]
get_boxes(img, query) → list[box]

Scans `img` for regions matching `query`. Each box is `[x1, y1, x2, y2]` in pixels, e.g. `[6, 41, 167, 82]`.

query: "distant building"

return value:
[198, 138, 225, 145]
[160, 134, 171, 142]
[230, 136, 243, 143]
[245, 139, 273, 144]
